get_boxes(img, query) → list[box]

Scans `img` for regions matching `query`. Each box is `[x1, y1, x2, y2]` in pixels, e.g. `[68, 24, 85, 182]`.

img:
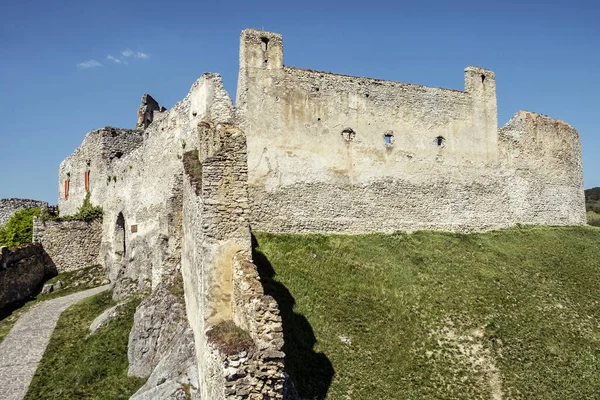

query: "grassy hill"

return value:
[253, 226, 600, 399]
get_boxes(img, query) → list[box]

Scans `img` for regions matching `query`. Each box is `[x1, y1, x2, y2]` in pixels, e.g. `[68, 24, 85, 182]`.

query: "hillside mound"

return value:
[254, 226, 600, 399]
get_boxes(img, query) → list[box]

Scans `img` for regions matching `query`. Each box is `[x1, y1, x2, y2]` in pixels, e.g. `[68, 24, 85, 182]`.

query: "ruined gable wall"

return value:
[236, 29, 584, 233]
[499, 111, 585, 225]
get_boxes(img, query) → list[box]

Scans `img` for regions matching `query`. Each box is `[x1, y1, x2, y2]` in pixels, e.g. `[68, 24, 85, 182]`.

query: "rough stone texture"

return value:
[236, 29, 585, 233]
[136, 94, 166, 130]
[0, 243, 57, 309]
[130, 323, 200, 400]
[127, 284, 187, 377]
[0, 285, 109, 400]
[0, 199, 47, 226]
[32, 218, 102, 271]
[181, 123, 285, 399]
[89, 302, 127, 335]
[127, 282, 200, 399]
[56, 74, 231, 299]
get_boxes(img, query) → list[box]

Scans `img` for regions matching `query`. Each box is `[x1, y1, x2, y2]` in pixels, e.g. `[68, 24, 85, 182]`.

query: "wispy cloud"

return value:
[121, 49, 149, 59]
[106, 55, 128, 64]
[78, 49, 148, 69]
[77, 60, 102, 68]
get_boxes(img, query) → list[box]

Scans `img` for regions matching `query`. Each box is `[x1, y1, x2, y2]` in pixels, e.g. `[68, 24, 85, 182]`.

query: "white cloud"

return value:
[135, 52, 149, 59]
[107, 55, 122, 64]
[77, 60, 102, 68]
[121, 49, 133, 57]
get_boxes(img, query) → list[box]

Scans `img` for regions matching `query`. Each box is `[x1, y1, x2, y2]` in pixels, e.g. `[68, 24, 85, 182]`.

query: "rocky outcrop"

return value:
[89, 302, 127, 335]
[0, 243, 57, 309]
[127, 281, 199, 399]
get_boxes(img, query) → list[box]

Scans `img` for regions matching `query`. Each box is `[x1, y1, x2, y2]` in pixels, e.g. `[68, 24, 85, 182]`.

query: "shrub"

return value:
[70, 193, 103, 221]
[0, 208, 40, 248]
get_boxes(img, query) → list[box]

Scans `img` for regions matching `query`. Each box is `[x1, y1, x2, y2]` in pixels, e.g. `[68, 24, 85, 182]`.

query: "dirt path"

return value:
[0, 285, 110, 400]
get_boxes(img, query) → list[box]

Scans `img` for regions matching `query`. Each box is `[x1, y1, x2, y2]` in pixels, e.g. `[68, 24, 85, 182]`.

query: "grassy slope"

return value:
[254, 226, 600, 400]
[24, 291, 145, 400]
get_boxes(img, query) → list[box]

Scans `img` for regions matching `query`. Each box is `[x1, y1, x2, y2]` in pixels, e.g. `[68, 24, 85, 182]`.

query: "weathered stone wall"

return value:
[32, 218, 102, 271]
[181, 121, 284, 399]
[0, 243, 57, 309]
[56, 74, 234, 298]
[236, 29, 585, 233]
[0, 198, 47, 226]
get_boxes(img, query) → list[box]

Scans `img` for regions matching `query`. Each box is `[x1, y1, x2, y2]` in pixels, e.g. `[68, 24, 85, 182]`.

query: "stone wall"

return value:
[181, 121, 285, 399]
[0, 198, 47, 226]
[56, 74, 234, 298]
[0, 243, 57, 309]
[32, 218, 102, 271]
[236, 29, 585, 233]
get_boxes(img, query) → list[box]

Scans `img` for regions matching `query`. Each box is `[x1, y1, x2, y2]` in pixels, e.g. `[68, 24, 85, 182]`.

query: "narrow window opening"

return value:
[64, 179, 70, 200]
[84, 170, 90, 192]
[341, 128, 356, 142]
[317, 117, 321, 121]
[384, 131, 394, 146]
[261, 37, 269, 52]
[435, 136, 445, 146]
[481, 74, 486, 83]
[115, 212, 126, 257]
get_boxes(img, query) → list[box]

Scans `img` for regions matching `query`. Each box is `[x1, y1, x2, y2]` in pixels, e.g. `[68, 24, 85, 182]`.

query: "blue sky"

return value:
[0, 0, 598, 203]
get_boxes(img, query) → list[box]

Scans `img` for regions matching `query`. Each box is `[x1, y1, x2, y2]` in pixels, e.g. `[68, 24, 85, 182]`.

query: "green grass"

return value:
[0, 265, 105, 344]
[25, 291, 145, 400]
[253, 226, 600, 400]
[586, 210, 600, 225]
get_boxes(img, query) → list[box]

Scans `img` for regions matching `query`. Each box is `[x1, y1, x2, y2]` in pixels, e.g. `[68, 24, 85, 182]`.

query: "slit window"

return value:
[84, 170, 90, 192]
[261, 37, 269, 52]
[384, 131, 394, 146]
[435, 136, 445, 146]
[64, 179, 70, 200]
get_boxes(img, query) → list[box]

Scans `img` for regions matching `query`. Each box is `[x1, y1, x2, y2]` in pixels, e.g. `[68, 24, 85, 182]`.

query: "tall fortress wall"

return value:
[47, 28, 585, 400]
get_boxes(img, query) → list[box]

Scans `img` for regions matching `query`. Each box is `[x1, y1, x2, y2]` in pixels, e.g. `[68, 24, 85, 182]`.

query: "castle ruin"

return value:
[39, 29, 585, 399]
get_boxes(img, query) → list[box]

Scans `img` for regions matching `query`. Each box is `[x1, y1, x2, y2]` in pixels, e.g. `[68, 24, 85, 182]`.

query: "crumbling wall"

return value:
[182, 121, 285, 399]
[56, 74, 234, 299]
[0, 198, 47, 226]
[236, 29, 584, 233]
[32, 218, 102, 271]
[0, 243, 57, 308]
[498, 111, 586, 225]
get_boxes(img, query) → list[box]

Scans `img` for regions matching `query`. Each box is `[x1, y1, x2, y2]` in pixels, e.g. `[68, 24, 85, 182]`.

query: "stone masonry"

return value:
[32, 218, 102, 271]
[44, 29, 585, 398]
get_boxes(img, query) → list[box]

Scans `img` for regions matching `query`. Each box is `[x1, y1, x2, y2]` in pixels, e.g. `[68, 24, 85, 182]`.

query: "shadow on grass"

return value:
[252, 234, 334, 400]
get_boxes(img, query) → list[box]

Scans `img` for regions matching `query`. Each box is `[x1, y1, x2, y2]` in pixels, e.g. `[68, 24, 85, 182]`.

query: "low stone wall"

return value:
[0, 198, 47, 226]
[32, 218, 102, 271]
[0, 243, 57, 309]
